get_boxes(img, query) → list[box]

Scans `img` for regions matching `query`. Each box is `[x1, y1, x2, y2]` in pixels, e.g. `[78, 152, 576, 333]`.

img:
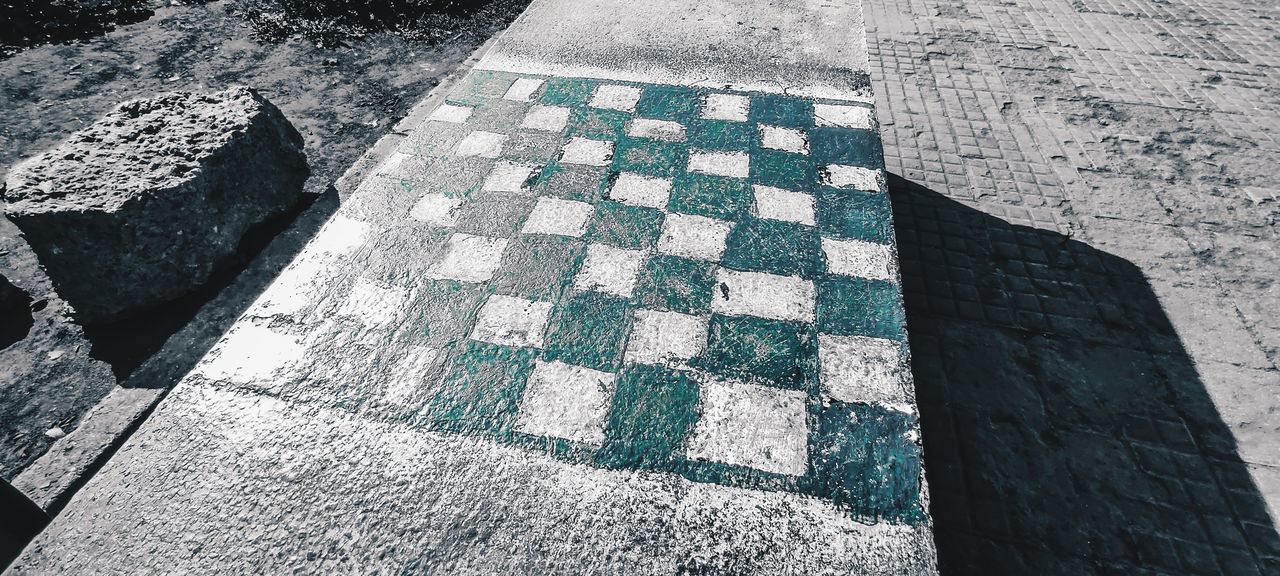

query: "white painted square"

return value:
[753, 185, 815, 226]
[759, 125, 809, 155]
[822, 237, 898, 281]
[711, 268, 815, 323]
[626, 118, 686, 142]
[374, 151, 412, 176]
[589, 84, 642, 112]
[573, 244, 646, 297]
[470, 295, 553, 348]
[338, 277, 412, 326]
[624, 309, 709, 366]
[504, 77, 545, 102]
[482, 161, 539, 193]
[560, 137, 614, 166]
[688, 150, 749, 178]
[521, 105, 570, 132]
[608, 172, 672, 209]
[521, 197, 594, 237]
[814, 103, 875, 130]
[429, 233, 509, 283]
[686, 379, 809, 476]
[196, 323, 304, 384]
[410, 193, 463, 226]
[516, 360, 616, 445]
[819, 334, 912, 406]
[701, 93, 750, 122]
[656, 212, 732, 261]
[456, 130, 507, 158]
[382, 345, 442, 405]
[429, 103, 473, 124]
[821, 164, 883, 192]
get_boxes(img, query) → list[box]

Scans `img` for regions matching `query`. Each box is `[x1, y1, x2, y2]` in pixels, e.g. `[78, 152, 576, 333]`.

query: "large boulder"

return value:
[2, 87, 308, 324]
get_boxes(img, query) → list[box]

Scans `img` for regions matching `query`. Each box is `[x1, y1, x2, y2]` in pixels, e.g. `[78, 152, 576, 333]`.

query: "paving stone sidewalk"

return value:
[6, 1, 938, 573]
[864, 0, 1279, 573]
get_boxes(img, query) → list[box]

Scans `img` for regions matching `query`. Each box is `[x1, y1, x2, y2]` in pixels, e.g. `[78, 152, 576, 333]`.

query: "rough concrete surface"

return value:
[3, 86, 307, 324]
[7, 0, 941, 573]
[864, 0, 1280, 573]
[477, 0, 874, 101]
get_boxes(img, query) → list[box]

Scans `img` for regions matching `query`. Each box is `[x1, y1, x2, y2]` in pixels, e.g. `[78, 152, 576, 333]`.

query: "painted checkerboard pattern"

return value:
[206, 71, 924, 523]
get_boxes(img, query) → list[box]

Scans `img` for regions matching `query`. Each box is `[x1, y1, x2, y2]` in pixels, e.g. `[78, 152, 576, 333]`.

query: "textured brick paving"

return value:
[865, 0, 1280, 573]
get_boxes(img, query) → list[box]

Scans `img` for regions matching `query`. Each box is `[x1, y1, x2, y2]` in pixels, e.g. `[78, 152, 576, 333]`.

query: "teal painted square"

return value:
[493, 235, 585, 302]
[541, 77, 596, 106]
[613, 138, 687, 177]
[722, 216, 826, 279]
[465, 100, 528, 132]
[751, 149, 815, 190]
[809, 127, 884, 169]
[686, 119, 755, 151]
[668, 173, 753, 219]
[633, 254, 717, 314]
[815, 188, 894, 243]
[567, 108, 629, 140]
[543, 291, 633, 371]
[586, 201, 664, 249]
[502, 131, 564, 164]
[595, 364, 700, 469]
[530, 162, 610, 203]
[405, 280, 487, 348]
[635, 85, 701, 121]
[817, 276, 907, 340]
[809, 402, 924, 522]
[454, 192, 538, 238]
[750, 94, 814, 129]
[693, 314, 817, 390]
[446, 70, 518, 106]
[427, 342, 535, 436]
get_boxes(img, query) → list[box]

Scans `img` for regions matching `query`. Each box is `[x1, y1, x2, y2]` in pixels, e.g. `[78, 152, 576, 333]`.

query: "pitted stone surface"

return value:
[2, 86, 307, 323]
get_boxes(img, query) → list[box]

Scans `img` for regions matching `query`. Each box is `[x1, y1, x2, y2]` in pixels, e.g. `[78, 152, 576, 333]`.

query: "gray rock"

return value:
[2, 87, 308, 324]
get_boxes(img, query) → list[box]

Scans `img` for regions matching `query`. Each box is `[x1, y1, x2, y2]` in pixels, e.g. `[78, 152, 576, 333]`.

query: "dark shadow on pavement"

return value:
[888, 174, 1280, 575]
[82, 191, 327, 382]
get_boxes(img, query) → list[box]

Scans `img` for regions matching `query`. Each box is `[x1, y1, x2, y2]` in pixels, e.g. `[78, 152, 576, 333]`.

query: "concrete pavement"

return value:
[7, 1, 936, 573]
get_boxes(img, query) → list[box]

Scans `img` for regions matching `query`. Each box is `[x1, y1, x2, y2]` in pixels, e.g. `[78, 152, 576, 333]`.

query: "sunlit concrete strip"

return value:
[9, 1, 936, 574]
